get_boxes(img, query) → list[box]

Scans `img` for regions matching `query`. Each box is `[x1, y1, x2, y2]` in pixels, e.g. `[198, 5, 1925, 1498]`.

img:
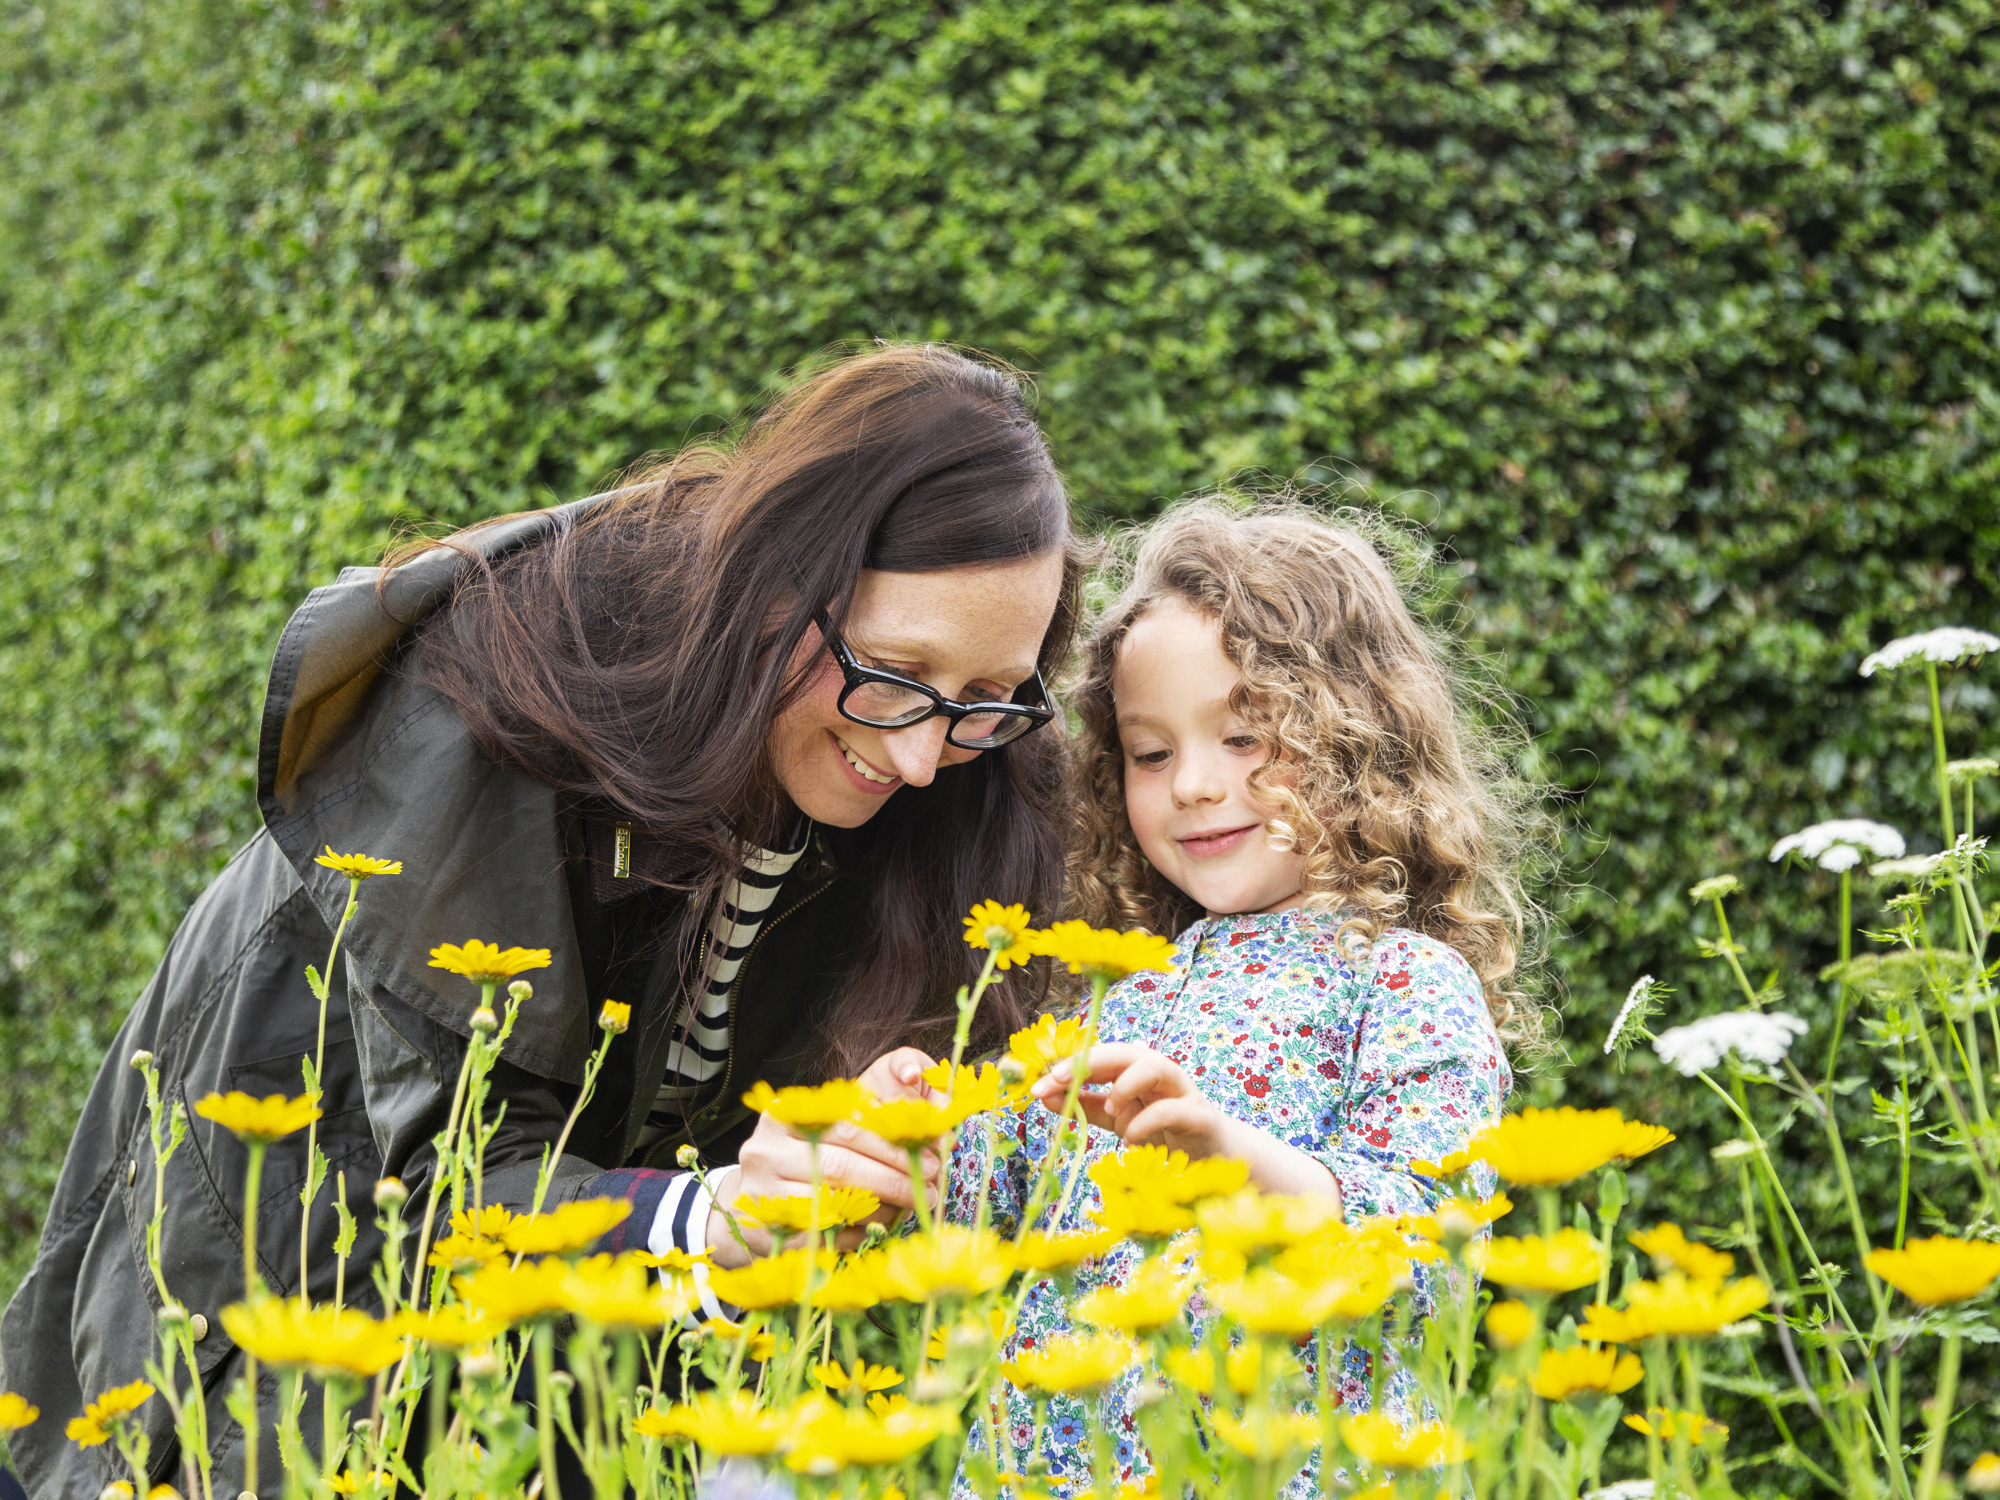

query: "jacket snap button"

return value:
[125, 1160, 136, 1186]
[190, 1313, 210, 1341]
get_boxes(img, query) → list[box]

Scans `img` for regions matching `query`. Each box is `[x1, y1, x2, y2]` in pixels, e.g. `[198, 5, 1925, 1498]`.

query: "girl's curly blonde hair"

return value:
[1067, 491, 1550, 1048]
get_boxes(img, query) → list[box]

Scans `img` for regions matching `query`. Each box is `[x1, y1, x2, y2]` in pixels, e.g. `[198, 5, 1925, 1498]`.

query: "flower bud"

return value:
[459, 1348, 500, 1380]
[1966, 1453, 2000, 1494]
[470, 1006, 499, 1034]
[998, 1056, 1027, 1087]
[674, 1143, 701, 1170]
[157, 1301, 189, 1327]
[912, 1367, 955, 1402]
[547, 1370, 575, 1397]
[508, 980, 534, 1005]
[373, 1176, 408, 1209]
[598, 999, 631, 1035]
[1131, 1378, 1167, 1408]
[129, 1049, 155, 1073]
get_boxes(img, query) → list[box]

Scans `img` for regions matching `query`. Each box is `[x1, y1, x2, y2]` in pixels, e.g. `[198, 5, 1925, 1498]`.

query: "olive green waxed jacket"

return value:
[0, 503, 871, 1496]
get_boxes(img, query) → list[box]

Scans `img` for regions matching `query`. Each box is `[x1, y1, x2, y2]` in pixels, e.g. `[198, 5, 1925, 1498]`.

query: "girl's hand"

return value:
[707, 1046, 942, 1267]
[1033, 1042, 1230, 1157]
[1034, 1042, 1343, 1203]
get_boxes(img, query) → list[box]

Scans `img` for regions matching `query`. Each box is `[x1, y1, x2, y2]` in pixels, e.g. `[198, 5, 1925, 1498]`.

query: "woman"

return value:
[1, 345, 1083, 1494]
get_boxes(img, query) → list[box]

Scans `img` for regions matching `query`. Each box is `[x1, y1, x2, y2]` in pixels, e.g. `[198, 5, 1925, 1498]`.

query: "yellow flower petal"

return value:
[0, 1392, 39, 1432]
[313, 847, 403, 880]
[193, 1091, 321, 1143]
[1530, 1345, 1643, 1400]
[426, 939, 552, 984]
[1866, 1235, 2000, 1305]
[499, 1198, 632, 1256]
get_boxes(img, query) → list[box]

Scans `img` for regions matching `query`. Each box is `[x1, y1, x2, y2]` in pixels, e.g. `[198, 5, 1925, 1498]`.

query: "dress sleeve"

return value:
[1320, 932, 1510, 1221]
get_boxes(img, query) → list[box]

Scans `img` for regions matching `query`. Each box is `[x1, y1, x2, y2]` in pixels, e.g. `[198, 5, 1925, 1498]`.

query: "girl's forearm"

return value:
[1214, 1116, 1343, 1204]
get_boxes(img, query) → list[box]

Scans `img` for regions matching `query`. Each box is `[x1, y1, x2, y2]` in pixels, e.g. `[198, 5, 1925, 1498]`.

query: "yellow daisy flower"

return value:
[1032, 920, 1177, 981]
[1462, 1107, 1676, 1187]
[1000, 1332, 1135, 1393]
[1576, 1274, 1771, 1341]
[1011, 1227, 1120, 1273]
[919, 1059, 1004, 1115]
[1093, 1190, 1196, 1240]
[706, 1248, 837, 1310]
[0, 1392, 39, 1431]
[735, 1185, 883, 1233]
[1211, 1410, 1320, 1462]
[220, 1299, 407, 1378]
[192, 1091, 321, 1143]
[634, 1392, 786, 1454]
[388, 1305, 495, 1348]
[559, 1253, 692, 1328]
[64, 1381, 154, 1448]
[1004, 1014, 1097, 1092]
[452, 1256, 573, 1324]
[1530, 1345, 1643, 1400]
[1964, 1452, 2000, 1493]
[499, 1197, 631, 1255]
[859, 1096, 970, 1147]
[1623, 1407, 1727, 1446]
[740, 1079, 873, 1134]
[963, 901, 1037, 968]
[781, 1399, 959, 1474]
[1404, 1193, 1514, 1244]
[1338, 1412, 1468, 1468]
[864, 1227, 1014, 1302]
[1629, 1223, 1734, 1285]
[1073, 1258, 1189, 1332]
[1163, 1342, 1300, 1396]
[1484, 1299, 1537, 1349]
[598, 999, 631, 1034]
[427, 939, 552, 985]
[1865, 1235, 2000, 1305]
[313, 847, 403, 880]
[1196, 1189, 1346, 1257]
[1091, 1145, 1250, 1205]
[1474, 1229, 1606, 1293]
[812, 1359, 904, 1394]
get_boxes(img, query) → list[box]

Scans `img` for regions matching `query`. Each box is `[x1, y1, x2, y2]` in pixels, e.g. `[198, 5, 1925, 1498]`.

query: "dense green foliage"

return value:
[4, 0, 1998, 1476]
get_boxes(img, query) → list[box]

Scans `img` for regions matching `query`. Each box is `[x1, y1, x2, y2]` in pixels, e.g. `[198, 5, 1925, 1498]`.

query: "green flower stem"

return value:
[1914, 1328, 1960, 1500]
[1785, 1056, 1887, 1324]
[1710, 895, 1763, 1009]
[1904, 1004, 2000, 1216]
[1824, 869, 1854, 1091]
[1031, 974, 1113, 1235]
[240, 1135, 268, 1499]
[404, 989, 487, 1307]
[533, 1321, 565, 1500]
[530, 1018, 617, 1217]
[301, 875, 363, 1297]
[1926, 662, 1959, 849]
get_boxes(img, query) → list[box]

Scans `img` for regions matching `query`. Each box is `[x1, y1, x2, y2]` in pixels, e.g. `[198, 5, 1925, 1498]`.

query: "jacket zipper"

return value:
[695, 878, 835, 1123]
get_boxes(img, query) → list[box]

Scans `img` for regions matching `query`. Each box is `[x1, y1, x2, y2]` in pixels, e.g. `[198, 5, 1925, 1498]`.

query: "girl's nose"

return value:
[880, 717, 953, 787]
[1172, 750, 1228, 807]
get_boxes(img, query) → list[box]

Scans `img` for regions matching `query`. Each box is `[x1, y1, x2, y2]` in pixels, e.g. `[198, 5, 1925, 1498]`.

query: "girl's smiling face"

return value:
[1113, 597, 1306, 919]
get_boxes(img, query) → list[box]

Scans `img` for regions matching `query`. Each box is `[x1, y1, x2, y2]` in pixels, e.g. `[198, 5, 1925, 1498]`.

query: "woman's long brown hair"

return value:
[397, 344, 1085, 1071]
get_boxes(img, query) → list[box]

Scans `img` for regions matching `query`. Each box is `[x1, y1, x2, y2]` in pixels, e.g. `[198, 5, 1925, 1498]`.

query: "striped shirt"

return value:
[642, 828, 809, 1136]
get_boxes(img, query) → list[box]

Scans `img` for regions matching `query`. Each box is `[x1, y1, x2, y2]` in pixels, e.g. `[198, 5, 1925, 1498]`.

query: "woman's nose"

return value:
[880, 718, 953, 786]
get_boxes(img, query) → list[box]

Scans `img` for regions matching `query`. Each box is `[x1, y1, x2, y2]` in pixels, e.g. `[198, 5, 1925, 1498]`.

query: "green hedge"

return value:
[5, 0, 1998, 1469]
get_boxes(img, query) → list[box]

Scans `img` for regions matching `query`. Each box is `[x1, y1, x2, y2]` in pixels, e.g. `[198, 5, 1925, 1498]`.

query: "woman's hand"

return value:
[706, 1047, 942, 1268]
[1034, 1042, 1342, 1202]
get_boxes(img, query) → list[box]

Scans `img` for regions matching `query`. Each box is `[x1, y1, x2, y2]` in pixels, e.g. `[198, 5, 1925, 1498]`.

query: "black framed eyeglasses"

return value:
[814, 607, 1055, 750]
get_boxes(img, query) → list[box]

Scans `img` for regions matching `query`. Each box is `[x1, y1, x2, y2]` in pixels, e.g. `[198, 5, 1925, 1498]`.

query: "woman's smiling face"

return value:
[1114, 596, 1305, 919]
[766, 551, 1065, 828]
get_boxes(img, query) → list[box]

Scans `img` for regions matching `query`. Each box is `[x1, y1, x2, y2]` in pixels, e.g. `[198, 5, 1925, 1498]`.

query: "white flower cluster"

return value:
[1653, 1010, 1809, 1077]
[1859, 627, 2000, 677]
[1769, 819, 1906, 872]
[1604, 974, 1655, 1055]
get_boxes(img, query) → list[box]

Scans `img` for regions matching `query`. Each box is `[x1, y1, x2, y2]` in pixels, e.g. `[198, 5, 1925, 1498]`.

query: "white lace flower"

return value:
[1859, 627, 2000, 677]
[1769, 819, 1906, 872]
[1871, 852, 1945, 880]
[1604, 975, 1655, 1055]
[1585, 1484, 1657, 1500]
[1653, 1011, 1809, 1076]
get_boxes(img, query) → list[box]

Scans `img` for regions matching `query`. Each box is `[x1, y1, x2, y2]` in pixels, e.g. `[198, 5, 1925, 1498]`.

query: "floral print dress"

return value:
[942, 907, 1510, 1496]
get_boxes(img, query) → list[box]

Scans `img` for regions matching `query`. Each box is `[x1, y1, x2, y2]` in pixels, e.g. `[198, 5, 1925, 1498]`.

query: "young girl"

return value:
[942, 495, 1539, 1494]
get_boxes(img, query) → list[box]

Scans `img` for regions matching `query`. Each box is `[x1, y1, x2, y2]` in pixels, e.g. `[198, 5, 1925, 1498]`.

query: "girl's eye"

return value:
[1225, 734, 1261, 751]
[1130, 749, 1170, 768]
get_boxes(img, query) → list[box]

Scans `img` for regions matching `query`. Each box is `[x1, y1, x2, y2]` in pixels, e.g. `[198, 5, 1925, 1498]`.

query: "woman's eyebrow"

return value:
[851, 633, 1036, 685]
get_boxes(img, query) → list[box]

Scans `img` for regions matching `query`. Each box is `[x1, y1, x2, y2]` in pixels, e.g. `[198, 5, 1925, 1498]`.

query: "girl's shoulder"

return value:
[1365, 926, 1484, 998]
